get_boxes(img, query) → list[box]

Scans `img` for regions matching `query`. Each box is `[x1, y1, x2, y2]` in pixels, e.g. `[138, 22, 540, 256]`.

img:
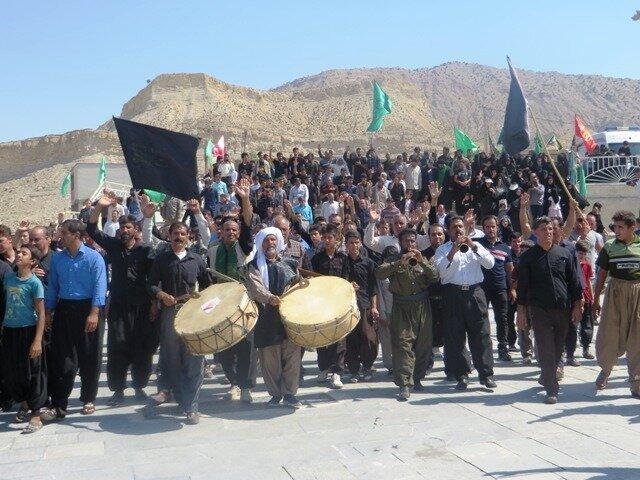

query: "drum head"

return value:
[280, 276, 353, 326]
[175, 282, 247, 334]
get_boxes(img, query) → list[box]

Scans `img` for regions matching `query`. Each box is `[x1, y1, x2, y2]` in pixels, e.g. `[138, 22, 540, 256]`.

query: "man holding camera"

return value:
[434, 215, 497, 391]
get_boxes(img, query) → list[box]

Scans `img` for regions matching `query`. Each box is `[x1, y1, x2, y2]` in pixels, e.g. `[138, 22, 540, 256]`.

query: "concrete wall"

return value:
[586, 183, 639, 224]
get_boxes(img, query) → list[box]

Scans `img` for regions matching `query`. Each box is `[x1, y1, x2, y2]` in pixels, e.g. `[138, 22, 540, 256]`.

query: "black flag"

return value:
[502, 56, 530, 155]
[113, 117, 200, 201]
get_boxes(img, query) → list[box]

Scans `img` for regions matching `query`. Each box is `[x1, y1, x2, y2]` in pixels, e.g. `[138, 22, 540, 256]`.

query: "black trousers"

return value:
[0, 326, 47, 411]
[107, 300, 159, 392]
[506, 299, 519, 348]
[443, 284, 494, 381]
[430, 296, 445, 348]
[565, 303, 594, 357]
[345, 308, 378, 375]
[49, 299, 104, 410]
[218, 333, 257, 389]
[530, 305, 570, 396]
[485, 289, 511, 352]
[317, 339, 347, 374]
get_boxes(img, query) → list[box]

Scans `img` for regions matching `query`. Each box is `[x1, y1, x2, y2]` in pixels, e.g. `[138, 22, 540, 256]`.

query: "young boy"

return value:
[574, 239, 595, 359]
[1, 244, 46, 433]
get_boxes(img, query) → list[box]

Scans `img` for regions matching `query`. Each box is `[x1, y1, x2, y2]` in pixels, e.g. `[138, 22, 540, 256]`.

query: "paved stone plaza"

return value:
[2, 321, 640, 480]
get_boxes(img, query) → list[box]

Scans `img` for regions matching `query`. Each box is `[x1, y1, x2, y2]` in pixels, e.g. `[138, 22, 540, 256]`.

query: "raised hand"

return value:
[234, 179, 251, 199]
[464, 208, 476, 229]
[141, 198, 156, 219]
[369, 206, 380, 223]
[97, 190, 116, 209]
[520, 191, 530, 207]
[428, 181, 441, 199]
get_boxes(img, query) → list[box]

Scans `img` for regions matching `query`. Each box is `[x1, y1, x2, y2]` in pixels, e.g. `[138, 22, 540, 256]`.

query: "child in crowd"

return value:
[575, 239, 595, 359]
[1, 245, 47, 433]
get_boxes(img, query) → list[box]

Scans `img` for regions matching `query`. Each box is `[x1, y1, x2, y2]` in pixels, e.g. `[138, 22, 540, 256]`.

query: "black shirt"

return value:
[311, 250, 348, 278]
[148, 250, 212, 299]
[0, 260, 12, 325]
[517, 244, 582, 310]
[422, 246, 444, 300]
[346, 255, 378, 310]
[88, 222, 154, 304]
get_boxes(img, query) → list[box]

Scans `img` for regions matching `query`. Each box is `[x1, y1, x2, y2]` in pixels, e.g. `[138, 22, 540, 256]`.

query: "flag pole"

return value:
[529, 109, 572, 200]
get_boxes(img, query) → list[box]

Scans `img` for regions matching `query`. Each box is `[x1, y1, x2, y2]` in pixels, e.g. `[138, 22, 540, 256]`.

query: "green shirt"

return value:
[374, 259, 439, 296]
[596, 235, 640, 280]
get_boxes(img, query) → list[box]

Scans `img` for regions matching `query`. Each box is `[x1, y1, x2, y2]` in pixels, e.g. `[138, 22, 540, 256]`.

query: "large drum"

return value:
[174, 282, 258, 355]
[279, 276, 360, 348]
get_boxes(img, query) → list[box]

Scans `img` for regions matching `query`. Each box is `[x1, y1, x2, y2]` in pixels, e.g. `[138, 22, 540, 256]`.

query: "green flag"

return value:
[533, 132, 544, 155]
[60, 171, 71, 197]
[145, 189, 166, 203]
[204, 139, 214, 167]
[366, 81, 392, 132]
[488, 132, 501, 156]
[577, 159, 588, 198]
[568, 151, 577, 185]
[454, 127, 478, 154]
[547, 135, 563, 151]
[98, 156, 107, 184]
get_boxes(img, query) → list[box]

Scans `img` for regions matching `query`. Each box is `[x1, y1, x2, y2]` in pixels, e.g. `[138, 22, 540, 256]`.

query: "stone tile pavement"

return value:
[2, 322, 640, 479]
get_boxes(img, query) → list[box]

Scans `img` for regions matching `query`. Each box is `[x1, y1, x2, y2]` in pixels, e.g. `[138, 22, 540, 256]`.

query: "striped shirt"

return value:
[596, 235, 640, 280]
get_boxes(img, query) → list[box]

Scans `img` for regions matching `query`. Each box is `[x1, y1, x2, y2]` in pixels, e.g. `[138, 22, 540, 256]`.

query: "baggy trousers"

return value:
[346, 308, 379, 375]
[595, 277, 640, 388]
[258, 338, 301, 397]
[378, 310, 393, 370]
[217, 333, 257, 389]
[0, 326, 47, 411]
[157, 306, 204, 413]
[529, 305, 570, 396]
[443, 284, 494, 381]
[390, 296, 432, 388]
[49, 299, 104, 411]
[107, 300, 159, 392]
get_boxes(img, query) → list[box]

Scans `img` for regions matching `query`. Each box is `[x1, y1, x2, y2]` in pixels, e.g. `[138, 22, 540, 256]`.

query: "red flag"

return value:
[574, 115, 597, 154]
[213, 135, 225, 157]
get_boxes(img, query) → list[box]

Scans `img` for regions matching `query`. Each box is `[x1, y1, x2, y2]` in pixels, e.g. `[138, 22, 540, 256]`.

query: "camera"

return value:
[459, 244, 469, 253]
[408, 257, 418, 266]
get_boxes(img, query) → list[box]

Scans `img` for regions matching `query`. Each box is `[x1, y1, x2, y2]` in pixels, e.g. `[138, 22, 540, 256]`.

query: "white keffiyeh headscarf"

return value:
[251, 227, 286, 289]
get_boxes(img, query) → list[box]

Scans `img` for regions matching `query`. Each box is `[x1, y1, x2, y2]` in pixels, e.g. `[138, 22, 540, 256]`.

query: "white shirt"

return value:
[289, 184, 309, 204]
[363, 222, 430, 254]
[436, 213, 447, 227]
[404, 164, 422, 191]
[103, 220, 119, 238]
[434, 241, 495, 286]
[321, 200, 340, 220]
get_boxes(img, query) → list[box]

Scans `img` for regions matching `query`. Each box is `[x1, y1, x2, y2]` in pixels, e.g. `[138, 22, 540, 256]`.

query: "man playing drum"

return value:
[245, 227, 303, 408]
[375, 229, 439, 401]
[146, 222, 212, 424]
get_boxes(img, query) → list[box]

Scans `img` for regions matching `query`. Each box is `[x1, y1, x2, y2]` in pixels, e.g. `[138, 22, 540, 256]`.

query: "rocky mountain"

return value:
[1, 61, 640, 226]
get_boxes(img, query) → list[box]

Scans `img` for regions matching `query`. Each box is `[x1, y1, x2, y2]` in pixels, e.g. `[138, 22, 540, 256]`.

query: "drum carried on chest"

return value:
[279, 276, 360, 349]
[174, 282, 258, 355]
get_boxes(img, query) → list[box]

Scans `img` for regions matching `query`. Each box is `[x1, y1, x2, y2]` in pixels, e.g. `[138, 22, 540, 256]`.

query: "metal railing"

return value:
[584, 155, 640, 183]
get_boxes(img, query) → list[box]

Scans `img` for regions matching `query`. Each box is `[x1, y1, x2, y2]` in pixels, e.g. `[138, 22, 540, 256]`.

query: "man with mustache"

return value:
[87, 191, 157, 406]
[434, 215, 497, 391]
[146, 221, 212, 424]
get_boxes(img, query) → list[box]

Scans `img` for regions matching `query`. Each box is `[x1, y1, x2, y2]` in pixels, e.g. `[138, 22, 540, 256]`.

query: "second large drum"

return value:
[279, 276, 359, 349]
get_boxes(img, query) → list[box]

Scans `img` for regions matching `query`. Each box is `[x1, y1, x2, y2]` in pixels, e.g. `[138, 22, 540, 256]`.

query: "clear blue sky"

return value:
[2, 0, 639, 142]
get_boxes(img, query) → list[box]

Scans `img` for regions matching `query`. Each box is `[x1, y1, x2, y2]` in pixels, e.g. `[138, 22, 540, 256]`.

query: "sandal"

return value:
[14, 407, 30, 424]
[40, 407, 66, 422]
[22, 420, 43, 434]
[81, 403, 96, 415]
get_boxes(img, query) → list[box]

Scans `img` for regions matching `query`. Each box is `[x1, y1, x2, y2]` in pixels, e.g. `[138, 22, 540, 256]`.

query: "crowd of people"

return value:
[1, 144, 640, 434]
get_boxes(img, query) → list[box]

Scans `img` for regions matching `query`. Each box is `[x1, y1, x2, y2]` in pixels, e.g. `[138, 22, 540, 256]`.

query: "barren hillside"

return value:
[1, 62, 640, 227]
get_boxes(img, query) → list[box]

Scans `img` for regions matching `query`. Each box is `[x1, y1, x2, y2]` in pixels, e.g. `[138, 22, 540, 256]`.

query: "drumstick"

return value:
[207, 268, 241, 284]
[299, 268, 323, 278]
